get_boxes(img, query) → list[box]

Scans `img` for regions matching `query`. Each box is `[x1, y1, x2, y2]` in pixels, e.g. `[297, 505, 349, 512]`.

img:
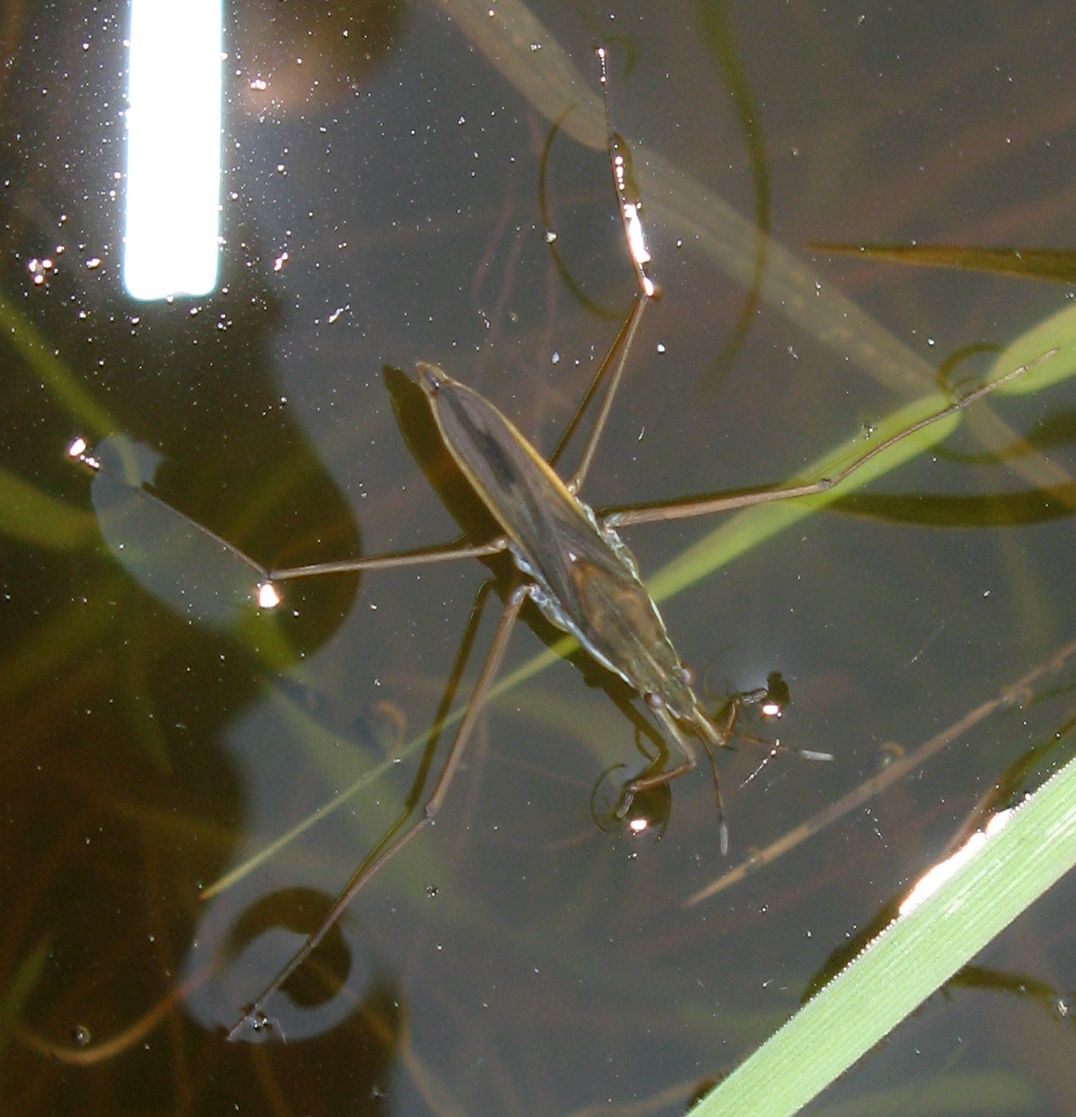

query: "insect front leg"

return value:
[615, 698, 698, 820]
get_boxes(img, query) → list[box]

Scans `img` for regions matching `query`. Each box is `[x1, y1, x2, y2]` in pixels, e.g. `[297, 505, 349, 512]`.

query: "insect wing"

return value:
[418, 364, 691, 709]
[417, 363, 610, 600]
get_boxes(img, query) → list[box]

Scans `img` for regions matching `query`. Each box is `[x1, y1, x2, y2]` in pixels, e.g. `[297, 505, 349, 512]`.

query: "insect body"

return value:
[417, 362, 721, 817]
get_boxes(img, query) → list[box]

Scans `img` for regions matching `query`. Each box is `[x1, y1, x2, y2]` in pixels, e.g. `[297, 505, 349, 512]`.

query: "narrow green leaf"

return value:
[990, 302, 1076, 396]
[689, 754, 1076, 1116]
[809, 243, 1076, 284]
[0, 466, 98, 548]
[0, 291, 116, 437]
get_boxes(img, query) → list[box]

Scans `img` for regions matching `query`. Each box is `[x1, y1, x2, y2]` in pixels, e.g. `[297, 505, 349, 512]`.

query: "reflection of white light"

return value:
[123, 0, 223, 300]
[66, 436, 100, 471]
[257, 582, 281, 610]
[899, 807, 1015, 917]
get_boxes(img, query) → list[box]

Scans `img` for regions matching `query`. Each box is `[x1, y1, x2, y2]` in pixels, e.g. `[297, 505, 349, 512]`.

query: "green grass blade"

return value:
[689, 753, 1076, 1116]
[0, 291, 116, 437]
[0, 466, 98, 548]
[988, 300, 1076, 396]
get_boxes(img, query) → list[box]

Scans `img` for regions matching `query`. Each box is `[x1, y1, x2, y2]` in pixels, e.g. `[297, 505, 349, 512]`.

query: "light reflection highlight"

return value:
[899, 807, 1016, 917]
[123, 0, 223, 300]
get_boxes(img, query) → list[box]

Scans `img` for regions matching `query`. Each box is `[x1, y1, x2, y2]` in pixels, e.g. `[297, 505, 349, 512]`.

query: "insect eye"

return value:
[678, 665, 696, 687]
[645, 692, 665, 710]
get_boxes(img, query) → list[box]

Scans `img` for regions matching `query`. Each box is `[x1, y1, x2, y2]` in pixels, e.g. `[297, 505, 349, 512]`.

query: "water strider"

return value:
[69, 48, 1045, 1039]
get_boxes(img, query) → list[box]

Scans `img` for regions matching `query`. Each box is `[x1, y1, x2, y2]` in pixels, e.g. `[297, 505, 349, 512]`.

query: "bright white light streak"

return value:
[899, 806, 1016, 917]
[123, 0, 223, 300]
[257, 582, 282, 610]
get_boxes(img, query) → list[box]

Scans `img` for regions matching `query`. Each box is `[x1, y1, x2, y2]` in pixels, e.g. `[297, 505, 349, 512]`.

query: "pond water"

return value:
[1, 1, 1073, 1114]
